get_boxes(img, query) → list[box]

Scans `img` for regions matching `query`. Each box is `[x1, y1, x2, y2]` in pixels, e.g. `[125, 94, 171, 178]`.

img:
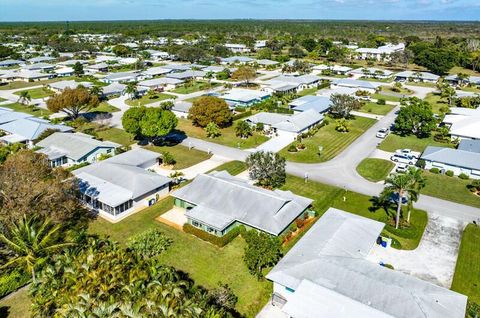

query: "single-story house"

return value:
[331, 78, 380, 93]
[54, 67, 75, 77]
[23, 63, 55, 72]
[420, 146, 480, 179]
[85, 63, 109, 74]
[138, 77, 184, 91]
[317, 86, 358, 98]
[73, 148, 171, 222]
[225, 44, 251, 54]
[143, 66, 172, 78]
[171, 171, 314, 236]
[102, 71, 142, 84]
[256, 59, 280, 67]
[203, 65, 233, 74]
[266, 208, 467, 318]
[47, 80, 93, 92]
[56, 59, 88, 67]
[220, 56, 255, 65]
[166, 70, 206, 81]
[442, 113, 480, 140]
[0, 59, 25, 68]
[261, 75, 321, 94]
[101, 82, 126, 97]
[0, 117, 73, 147]
[0, 70, 53, 82]
[355, 43, 405, 61]
[458, 139, 480, 153]
[445, 75, 480, 86]
[28, 56, 56, 64]
[314, 64, 352, 75]
[36, 132, 120, 168]
[145, 50, 171, 61]
[255, 40, 267, 50]
[172, 101, 192, 118]
[394, 71, 439, 83]
[160, 64, 192, 72]
[221, 88, 271, 107]
[245, 109, 324, 138]
[289, 95, 331, 113]
[0, 108, 33, 124]
[349, 67, 393, 79]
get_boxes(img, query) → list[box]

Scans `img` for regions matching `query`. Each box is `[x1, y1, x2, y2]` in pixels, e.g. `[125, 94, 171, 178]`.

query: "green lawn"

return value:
[1, 103, 51, 117]
[359, 77, 394, 83]
[14, 87, 54, 99]
[0, 97, 6, 102]
[404, 81, 437, 88]
[356, 158, 395, 182]
[451, 224, 480, 303]
[282, 175, 427, 250]
[422, 172, 480, 209]
[144, 144, 212, 170]
[297, 87, 319, 97]
[378, 133, 454, 153]
[125, 93, 175, 107]
[372, 93, 402, 102]
[207, 160, 247, 175]
[379, 85, 413, 95]
[89, 102, 120, 113]
[96, 128, 136, 146]
[424, 92, 449, 114]
[177, 118, 269, 149]
[172, 81, 221, 94]
[0, 287, 31, 318]
[359, 102, 395, 115]
[88, 197, 271, 317]
[279, 116, 377, 163]
[449, 66, 480, 77]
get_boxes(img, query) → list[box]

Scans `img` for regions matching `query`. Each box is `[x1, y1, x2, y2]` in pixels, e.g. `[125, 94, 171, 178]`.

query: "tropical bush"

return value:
[183, 224, 244, 247]
[459, 173, 469, 180]
[127, 229, 172, 258]
[161, 151, 176, 166]
[445, 170, 454, 177]
[287, 144, 298, 152]
[429, 167, 440, 174]
[0, 269, 30, 298]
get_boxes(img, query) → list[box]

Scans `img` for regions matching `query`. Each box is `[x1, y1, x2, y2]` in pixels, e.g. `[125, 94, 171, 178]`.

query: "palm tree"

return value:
[405, 167, 426, 223]
[0, 215, 75, 281]
[17, 90, 31, 105]
[384, 173, 416, 229]
[125, 82, 139, 99]
[89, 85, 103, 99]
[440, 84, 456, 106]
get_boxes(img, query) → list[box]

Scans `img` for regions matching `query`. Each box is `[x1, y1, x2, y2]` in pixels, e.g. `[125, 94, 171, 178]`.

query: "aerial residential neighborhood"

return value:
[0, 4, 479, 318]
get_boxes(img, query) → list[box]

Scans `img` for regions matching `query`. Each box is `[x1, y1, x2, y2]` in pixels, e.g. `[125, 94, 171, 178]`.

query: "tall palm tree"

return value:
[125, 82, 138, 99]
[405, 167, 426, 223]
[17, 90, 31, 105]
[0, 215, 75, 281]
[89, 85, 103, 99]
[384, 173, 416, 229]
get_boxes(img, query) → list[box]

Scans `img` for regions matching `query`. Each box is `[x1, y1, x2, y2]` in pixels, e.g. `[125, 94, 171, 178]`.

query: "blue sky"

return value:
[1, 0, 479, 21]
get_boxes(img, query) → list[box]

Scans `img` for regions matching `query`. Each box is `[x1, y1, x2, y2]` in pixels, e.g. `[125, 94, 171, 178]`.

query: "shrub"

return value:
[161, 151, 176, 166]
[66, 162, 90, 172]
[377, 98, 386, 105]
[459, 173, 469, 180]
[445, 170, 454, 177]
[127, 229, 172, 258]
[183, 224, 244, 247]
[0, 269, 30, 298]
[416, 159, 426, 169]
[287, 144, 298, 152]
[429, 168, 440, 174]
[296, 143, 306, 150]
[232, 110, 252, 121]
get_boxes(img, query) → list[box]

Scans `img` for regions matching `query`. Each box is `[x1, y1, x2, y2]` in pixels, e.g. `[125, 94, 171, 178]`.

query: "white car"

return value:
[390, 153, 416, 165]
[395, 149, 419, 159]
[376, 128, 390, 139]
[396, 163, 408, 173]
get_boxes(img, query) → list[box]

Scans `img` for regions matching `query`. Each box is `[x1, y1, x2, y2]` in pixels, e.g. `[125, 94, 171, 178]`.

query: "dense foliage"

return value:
[122, 106, 178, 140]
[243, 230, 282, 279]
[246, 151, 286, 188]
[46, 87, 99, 119]
[394, 98, 436, 137]
[189, 96, 232, 128]
[126, 229, 172, 259]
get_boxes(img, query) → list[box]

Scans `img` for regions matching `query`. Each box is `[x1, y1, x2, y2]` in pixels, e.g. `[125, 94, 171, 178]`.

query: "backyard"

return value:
[279, 116, 377, 163]
[176, 118, 269, 149]
[356, 158, 395, 182]
[451, 224, 480, 304]
[13, 87, 54, 99]
[378, 133, 454, 153]
[424, 92, 450, 114]
[358, 101, 395, 115]
[144, 144, 212, 170]
[172, 81, 221, 94]
[125, 92, 175, 107]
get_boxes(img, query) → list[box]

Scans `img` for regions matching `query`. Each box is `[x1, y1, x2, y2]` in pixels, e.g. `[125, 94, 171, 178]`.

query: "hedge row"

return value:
[232, 110, 252, 121]
[0, 269, 30, 298]
[183, 224, 245, 247]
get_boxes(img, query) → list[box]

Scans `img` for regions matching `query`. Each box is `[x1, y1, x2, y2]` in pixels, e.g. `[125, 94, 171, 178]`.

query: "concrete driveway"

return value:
[367, 213, 465, 288]
[253, 134, 294, 152]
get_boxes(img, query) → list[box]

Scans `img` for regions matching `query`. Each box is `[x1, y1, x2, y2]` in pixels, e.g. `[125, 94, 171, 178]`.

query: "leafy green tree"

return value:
[122, 106, 146, 137]
[17, 90, 31, 105]
[0, 143, 24, 164]
[327, 46, 347, 62]
[189, 96, 232, 128]
[301, 38, 317, 52]
[0, 45, 13, 58]
[177, 46, 207, 63]
[72, 62, 84, 77]
[112, 44, 130, 57]
[243, 231, 282, 279]
[205, 122, 221, 138]
[394, 98, 436, 137]
[0, 215, 75, 281]
[139, 107, 178, 140]
[231, 66, 256, 86]
[46, 87, 99, 119]
[329, 93, 361, 118]
[288, 45, 305, 58]
[127, 229, 172, 259]
[125, 82, 139, 99]
[235, 121, 252, 138]
[256, 48, 273, 60]
[89, 85, 103, 99]
[161, 151, 176, 166]
[246, 151, 286, 188]
[440, 83, 456, 106]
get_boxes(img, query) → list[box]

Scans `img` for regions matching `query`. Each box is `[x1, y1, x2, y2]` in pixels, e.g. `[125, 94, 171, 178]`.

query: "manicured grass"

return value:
[144, 144, 212, 170]
[378, 133, 454, 153]
[297, 87, 318, 96]
[96, 128, 136, 146]
[359, 76, 393, 83]
[13, 87, 54, 99]
[424, 92, 449, 114]
[1, 102, 51, 117]
[125, 93, 175, 107]
[404, 81, 437, 88]
[279, 116, 377, 163]
[358, 101, 395, 115]
[208, 160, 247, 175]
[282, 175, 427, 250]
[177, 118, 269, 149]
[422, 172, 480, 209]
[379, 85, 413, 95]
[0, 97, 6, 102]
[356, 158, 395, 182]
[372, 93, 402, 102]
[89, 101, 120, 113]
[449, 66, 480, 77]
[452, 224, 480, 303]
[172, 81, 221, 94]
[88, 197, 272, 317]
[0, 287, 31, 318]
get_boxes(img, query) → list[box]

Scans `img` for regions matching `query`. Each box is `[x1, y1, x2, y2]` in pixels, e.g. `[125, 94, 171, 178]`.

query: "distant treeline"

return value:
[0, 20, 479, 40]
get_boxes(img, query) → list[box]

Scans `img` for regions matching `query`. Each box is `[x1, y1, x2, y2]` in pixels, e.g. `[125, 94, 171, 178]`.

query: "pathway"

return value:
[153, 154, 230, 180]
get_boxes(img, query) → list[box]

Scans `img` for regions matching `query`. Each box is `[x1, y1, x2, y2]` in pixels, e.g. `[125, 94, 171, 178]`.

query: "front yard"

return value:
[358, 101, 395, 115]
[13, 87, 54, 99]
[125, 93, 175, 107]
[144, 144, 212, 170]
[279, 116, 377, 163]
[1, 102, 52, 117]
[176, 118, 269, 149]
[172, 81, 221, 94]
[378, 133, 453, 153]
[96, 127, 136, 146]
[424, 92, 449, 114]
[356, 158, 395, 182]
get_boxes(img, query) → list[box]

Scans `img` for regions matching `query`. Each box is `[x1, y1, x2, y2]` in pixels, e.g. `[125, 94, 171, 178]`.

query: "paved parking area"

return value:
[254, 135, 295, 153]
[156, 207, 187, 230]
[367, 213, 465, 288]
[256, 303, 287, 318]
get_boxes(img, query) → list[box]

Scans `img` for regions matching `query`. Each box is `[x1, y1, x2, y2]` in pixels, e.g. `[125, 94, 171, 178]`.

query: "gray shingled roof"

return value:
[36, 132, 120, 161]
[273, 109, 324, 133]
[421, 146, 480, 170]
[172, 171, 313, 235]
[266, 208, 467, 318]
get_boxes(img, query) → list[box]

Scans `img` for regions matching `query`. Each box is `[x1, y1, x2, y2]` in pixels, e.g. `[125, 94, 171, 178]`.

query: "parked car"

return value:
[390, 153, 416, 165]
[376, 128, 390, 139]
[395, 149, 419, 159]
[396, 163, 408, 173]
